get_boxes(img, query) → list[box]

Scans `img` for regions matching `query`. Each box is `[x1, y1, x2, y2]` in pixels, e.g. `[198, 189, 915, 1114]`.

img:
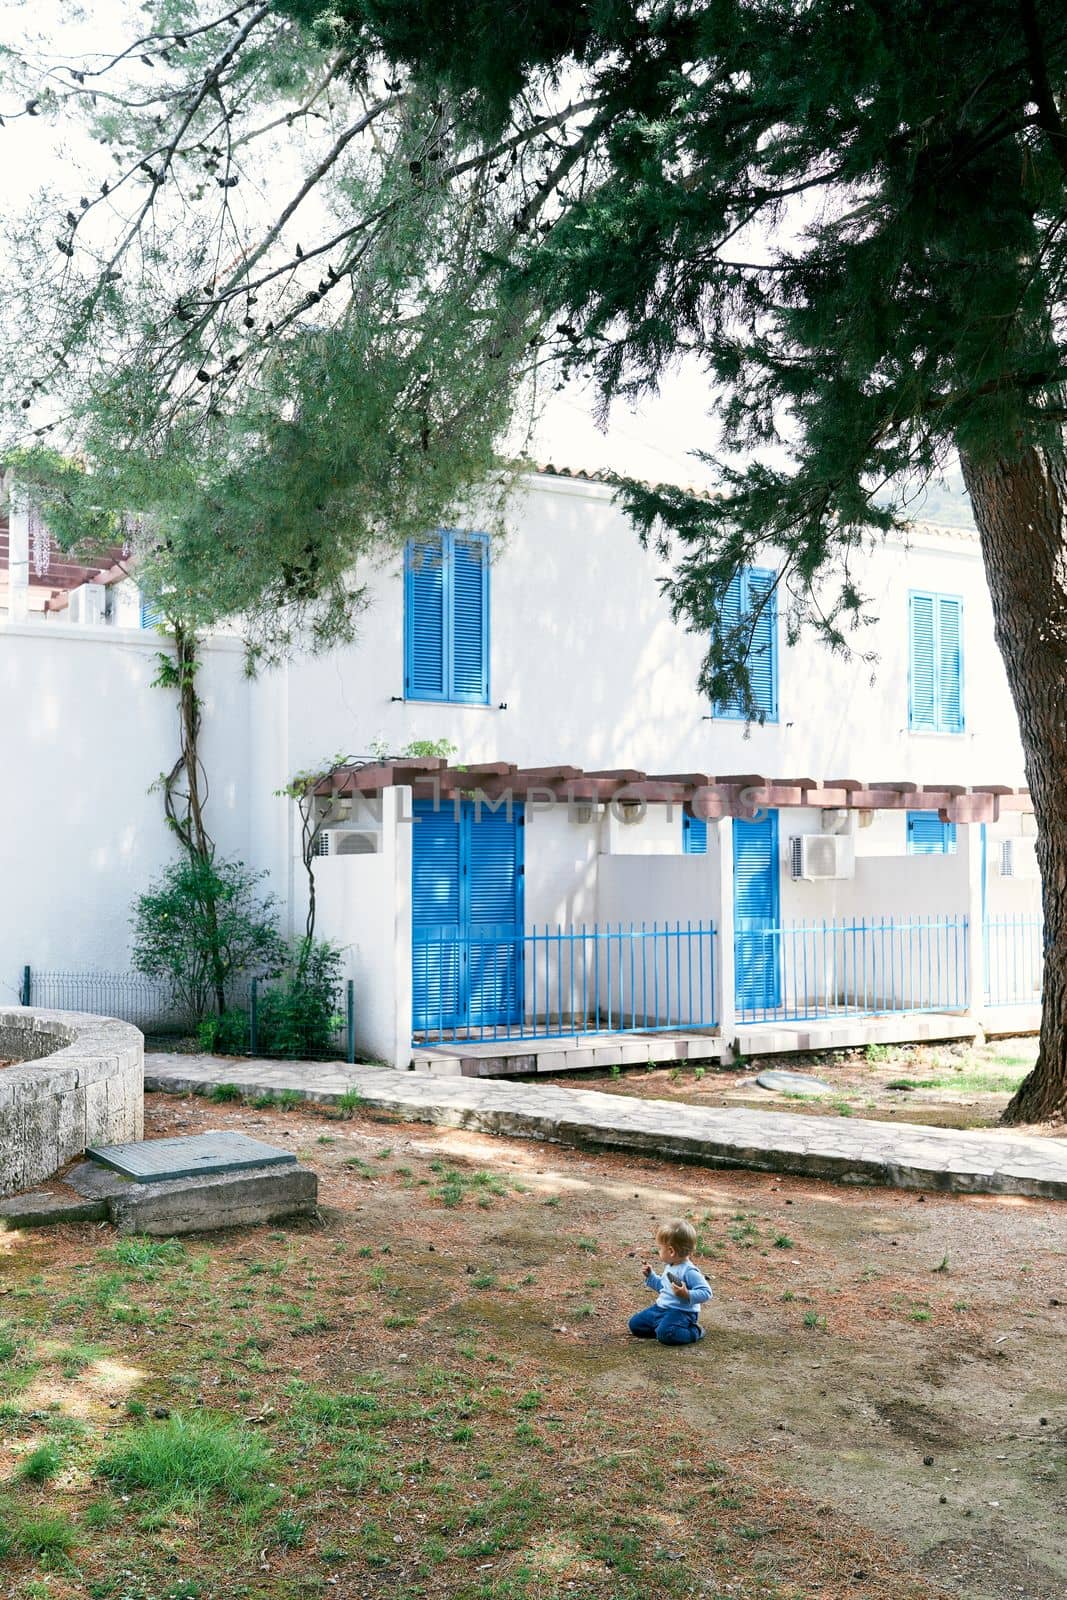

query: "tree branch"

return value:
[1019, 0, 1067, 179]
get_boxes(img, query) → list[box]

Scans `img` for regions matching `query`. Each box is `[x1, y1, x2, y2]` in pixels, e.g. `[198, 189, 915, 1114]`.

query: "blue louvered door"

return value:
[733, 811, 781, 1014]
[466, 805, 523, 1027]
[412, 801, 464, 1033]
[411, 801, 523, 1035]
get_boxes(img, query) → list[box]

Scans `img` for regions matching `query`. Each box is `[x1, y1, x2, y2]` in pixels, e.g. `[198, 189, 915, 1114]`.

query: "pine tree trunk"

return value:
[960, 444, 1067, 1124]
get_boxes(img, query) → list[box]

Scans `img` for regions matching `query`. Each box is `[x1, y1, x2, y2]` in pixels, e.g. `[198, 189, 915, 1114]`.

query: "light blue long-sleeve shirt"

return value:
[645, 1259, 713, 1312]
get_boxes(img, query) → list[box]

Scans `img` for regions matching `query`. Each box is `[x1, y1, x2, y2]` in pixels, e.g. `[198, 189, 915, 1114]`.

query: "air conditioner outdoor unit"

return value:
[67, 582, 107, 626]
[312, 826, 380, 858]
[1000, 837, 1040, 879]
[789, 834, 855, 881]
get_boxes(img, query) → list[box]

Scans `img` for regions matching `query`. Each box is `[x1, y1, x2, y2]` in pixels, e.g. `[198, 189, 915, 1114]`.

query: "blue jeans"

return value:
[628, 1304, 704, 1345]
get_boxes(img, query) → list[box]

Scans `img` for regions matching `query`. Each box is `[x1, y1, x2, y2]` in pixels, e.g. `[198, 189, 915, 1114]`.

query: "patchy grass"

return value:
[0, 1086, 1062, 1600]
[543, 1035, 1040, 1130]
[97, 1412, 270, 1503]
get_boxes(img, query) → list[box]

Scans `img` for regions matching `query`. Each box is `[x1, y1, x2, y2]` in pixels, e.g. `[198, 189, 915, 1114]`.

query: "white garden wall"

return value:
[0, 623, 254, 1004]
[311, 787, 412, 1068]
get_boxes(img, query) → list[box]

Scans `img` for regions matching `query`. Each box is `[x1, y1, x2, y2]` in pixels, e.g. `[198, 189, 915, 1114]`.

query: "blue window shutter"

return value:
[906, 810, 957, 855]
[405, 534, 446, 699]
[714, 571, 745, 717]
[938, 595, 964, 733]
[682, 811, 708, 854]
[714, 568, 777, 721]
[450, 533, 489, 703]
[909, 591, 963, 733]
[909, 593, 937, 731]
[745, 569, 777, 719]
[139, 595, 163, 629]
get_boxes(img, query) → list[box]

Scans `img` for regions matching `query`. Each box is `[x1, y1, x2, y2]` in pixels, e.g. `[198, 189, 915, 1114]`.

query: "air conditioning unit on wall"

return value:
[1000, 837, 1040, 879]
[790, 834, 855, 881]
[67, 582, 107, 626]
[312, 827, 379, 858]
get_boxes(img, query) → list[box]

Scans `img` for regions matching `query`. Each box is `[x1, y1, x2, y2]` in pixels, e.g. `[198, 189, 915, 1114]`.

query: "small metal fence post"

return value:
[250, 978, 259, 1056]
[346, 979, 355, 1063]
[20, 965, 31, 1007]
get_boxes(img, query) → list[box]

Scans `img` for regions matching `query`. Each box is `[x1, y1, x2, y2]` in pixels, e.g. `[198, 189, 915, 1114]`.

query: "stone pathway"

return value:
[144, 1054, 1067, 1201]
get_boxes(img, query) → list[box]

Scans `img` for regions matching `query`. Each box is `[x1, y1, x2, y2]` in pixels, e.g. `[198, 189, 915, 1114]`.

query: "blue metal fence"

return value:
[414, 921, 718, 1044]
[983, 916, 1043, 1006]
[734, 916, 970, 1024]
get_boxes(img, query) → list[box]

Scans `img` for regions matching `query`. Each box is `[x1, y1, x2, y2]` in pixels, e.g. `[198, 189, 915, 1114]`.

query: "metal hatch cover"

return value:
[86, 1131, 298, 1183]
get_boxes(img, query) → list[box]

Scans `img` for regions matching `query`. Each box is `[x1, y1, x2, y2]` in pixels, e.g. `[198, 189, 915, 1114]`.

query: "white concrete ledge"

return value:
[0, 1009, 143, 1197]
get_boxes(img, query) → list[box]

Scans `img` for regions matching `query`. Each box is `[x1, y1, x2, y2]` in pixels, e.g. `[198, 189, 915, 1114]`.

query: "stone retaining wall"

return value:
[0, 1009, 143, 1197]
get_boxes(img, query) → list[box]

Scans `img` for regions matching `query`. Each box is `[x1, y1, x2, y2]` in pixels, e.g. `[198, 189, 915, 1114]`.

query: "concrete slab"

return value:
[734, 1011, 980, 1057]
[411, 1031, 721, 1077]
[87, 1130, 297, 1182]
[755, 1070, 832, 1096]
[22, 1153, 318, 1236]
[0, 1190, 108, 1229]
[145, 1052, 1067, 1202]
[106, 1163, 318, 1236]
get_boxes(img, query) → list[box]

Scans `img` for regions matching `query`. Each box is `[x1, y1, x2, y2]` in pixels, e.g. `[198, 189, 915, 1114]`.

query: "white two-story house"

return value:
[1, 467, 1041, 1067]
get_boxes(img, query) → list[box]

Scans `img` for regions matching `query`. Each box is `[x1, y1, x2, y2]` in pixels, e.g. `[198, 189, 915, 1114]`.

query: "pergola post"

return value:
[714, 818, 736, 1060]
[8, 484, 29, 622]
[961, 822, 987, 1033]
[389, 785, 414, 1070]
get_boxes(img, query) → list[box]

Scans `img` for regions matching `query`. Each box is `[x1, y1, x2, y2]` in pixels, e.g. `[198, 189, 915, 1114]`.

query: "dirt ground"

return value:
[1, 1088, 1063, 1600]
[541, 1036, 1044, 1131]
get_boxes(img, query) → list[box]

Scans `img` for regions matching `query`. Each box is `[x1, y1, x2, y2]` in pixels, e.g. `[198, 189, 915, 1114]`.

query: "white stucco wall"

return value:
[272, 473, 1027, 791]
[0, 470, 1038, 1039]
[0, 623, 252, 1003]
[311, 787, 412, 1067]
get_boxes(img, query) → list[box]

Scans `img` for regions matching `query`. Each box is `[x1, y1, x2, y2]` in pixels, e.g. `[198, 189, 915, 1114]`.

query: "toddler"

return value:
[629, 1217, 711, 1345]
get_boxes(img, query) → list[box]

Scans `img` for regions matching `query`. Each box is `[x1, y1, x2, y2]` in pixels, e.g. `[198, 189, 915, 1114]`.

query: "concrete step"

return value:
[2, 1155, 320, 1237]
[0, 1190, 108, 1229]
[410, 1031, 723, 1078]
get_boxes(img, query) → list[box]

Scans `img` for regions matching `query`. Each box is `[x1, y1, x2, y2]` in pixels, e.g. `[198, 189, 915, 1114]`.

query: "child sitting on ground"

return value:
[629, 1218, 712, 1345]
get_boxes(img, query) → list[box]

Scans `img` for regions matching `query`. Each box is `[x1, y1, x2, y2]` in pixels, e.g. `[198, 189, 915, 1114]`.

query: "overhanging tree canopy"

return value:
[299, 0, 1067, 1125]
[0, 2, 547, 657]
[4, 1, 1067, 1122]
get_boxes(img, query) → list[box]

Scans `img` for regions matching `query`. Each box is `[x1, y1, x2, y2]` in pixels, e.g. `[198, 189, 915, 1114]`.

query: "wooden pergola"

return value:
[312, 759, 1032, 824]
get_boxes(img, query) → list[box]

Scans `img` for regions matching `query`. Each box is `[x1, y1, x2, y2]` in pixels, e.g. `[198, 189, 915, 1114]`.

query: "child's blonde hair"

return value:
[657, 1218, 697, 1256]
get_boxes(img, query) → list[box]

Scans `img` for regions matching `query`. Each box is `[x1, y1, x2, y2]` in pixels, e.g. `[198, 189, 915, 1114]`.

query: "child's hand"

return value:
[670, 1277, 690, 1299]
[641, 1261, 653, 1278]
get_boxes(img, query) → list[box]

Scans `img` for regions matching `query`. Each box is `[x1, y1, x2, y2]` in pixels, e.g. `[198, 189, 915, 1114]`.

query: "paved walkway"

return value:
[144, 1054, 1067, 1201]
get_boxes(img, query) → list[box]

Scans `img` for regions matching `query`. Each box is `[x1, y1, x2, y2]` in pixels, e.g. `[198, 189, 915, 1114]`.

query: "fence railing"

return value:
[17, 966, 356, 1061]
[734, 916, 970, 1024]
[414, 921, 718, 1044]
[983, 916, 1043, 1006]
[18, 967, 197, 1031]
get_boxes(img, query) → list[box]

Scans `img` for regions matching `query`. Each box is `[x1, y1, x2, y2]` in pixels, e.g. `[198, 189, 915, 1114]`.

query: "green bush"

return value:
[257, 939, 344, 1059]
[198, 1009, 251, 1056]
[131, 856, 285, 1022]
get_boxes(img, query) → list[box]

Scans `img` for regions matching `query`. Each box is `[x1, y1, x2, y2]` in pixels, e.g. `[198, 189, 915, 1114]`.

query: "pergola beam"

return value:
[307, 760, 1033, 818]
